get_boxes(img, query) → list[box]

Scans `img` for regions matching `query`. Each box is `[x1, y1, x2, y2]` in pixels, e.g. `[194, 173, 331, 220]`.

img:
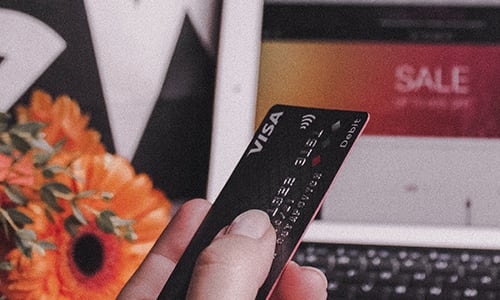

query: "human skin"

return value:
[118, 198, 327, 300]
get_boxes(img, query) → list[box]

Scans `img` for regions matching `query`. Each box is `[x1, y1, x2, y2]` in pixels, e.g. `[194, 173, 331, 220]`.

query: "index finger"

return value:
[118, 199, 211, 299]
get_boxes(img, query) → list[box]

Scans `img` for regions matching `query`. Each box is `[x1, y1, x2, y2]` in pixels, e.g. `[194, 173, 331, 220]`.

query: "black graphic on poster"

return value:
[132, 16, 215, 200]
[1, 1, 217, 201]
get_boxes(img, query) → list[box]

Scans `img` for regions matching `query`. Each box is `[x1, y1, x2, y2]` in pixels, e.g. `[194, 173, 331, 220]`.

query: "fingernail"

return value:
[226, 210, 271, 239]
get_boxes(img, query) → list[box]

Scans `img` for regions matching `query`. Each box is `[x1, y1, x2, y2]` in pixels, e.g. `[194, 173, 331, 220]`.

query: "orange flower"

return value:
[15, 90, 105, 155]
[0, 154, 171, 299]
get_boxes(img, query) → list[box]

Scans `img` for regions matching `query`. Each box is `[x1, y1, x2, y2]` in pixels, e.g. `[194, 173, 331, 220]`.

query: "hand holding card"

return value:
[158, 105, 369, 299]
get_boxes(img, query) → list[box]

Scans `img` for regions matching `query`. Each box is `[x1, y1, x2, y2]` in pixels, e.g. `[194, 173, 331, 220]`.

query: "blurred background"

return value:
[1, 0, 223, 203]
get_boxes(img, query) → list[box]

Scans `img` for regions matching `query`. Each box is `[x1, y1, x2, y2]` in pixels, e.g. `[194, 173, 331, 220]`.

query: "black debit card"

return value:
[158, 104, 369, 299]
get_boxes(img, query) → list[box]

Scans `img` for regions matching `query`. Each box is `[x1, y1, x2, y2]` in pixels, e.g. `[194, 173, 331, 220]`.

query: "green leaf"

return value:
[11, 122, 46, 138]
[1, 216, 9, 237]
[37, 240, 57, 251]
[16, 228, 36, 243]
[16, 243, 32, 258]
[101, 191, 114, 201]
[43, 182, 72, 195]
[110, 216, 134, 227]
[9, 132, 31, 154]
[0, 261, 13, 271]
[64, 216, 81, 237]
[70, 200, 87, 225]
[14, 229, 36, 258]
[6, 208, 33, 225]
[0, 124, 7, 133]
[0, 112, 11, 123]
[96, 210, 116, 234]
[76, 190, 96, 199]
[29, 137, 52, 152]
[44, 208, 55, 224]
[0, 112, 11, 132]
[0, 144, 13, 155]
[30, 240, 56, 256]
[31, 243, 46, 256]
[53, 138, 66, 152]
[34, 151, 52, 168]
[42, 168, 55, 178]
[40, 186, 64, 212]
[5, 184, 28, 205]
[41, 165, 68, 178]
[124, 227, 138, 242]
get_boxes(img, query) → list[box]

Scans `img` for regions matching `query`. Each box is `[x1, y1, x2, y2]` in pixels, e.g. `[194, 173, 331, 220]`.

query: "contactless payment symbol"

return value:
[300, 114, 316, 130]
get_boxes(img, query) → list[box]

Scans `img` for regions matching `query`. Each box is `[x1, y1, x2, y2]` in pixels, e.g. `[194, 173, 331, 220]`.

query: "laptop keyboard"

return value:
[294, 243, 500, 299]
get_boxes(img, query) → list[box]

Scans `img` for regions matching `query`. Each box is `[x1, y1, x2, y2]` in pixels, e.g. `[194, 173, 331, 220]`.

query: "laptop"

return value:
[208, 0, 500, 298]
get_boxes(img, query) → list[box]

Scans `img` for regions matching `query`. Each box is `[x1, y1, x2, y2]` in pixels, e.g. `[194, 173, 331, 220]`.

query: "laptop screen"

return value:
[255, 3, 500, 230]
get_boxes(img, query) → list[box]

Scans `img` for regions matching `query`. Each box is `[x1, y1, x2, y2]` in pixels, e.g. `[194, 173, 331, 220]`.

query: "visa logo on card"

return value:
[247, 111, 284, 156]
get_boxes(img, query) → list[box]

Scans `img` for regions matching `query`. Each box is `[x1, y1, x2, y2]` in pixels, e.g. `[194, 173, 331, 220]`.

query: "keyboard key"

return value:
[372, 271, 412, 287]
[470, 254, 487, 264]
[400, 259, 428, 274]
[431, 260, 459, 275]
[357, 285, 393, 300]
[344, 269, 366, 285]
[335, 255, 362, 270]
[411, 271, 428, 286]
[465, 262, 493, 277]
[428, 286, 444, 297]
[367, 256, 394, 271]
[397, 250, 409, 260]
[443, 274, 475, 289]
[392, 287, 426, 300]
[295, 243, 500, 300]
[463, 287, 479, 298]
[327, 280, 343, 293]
[478, 276, 500, 292]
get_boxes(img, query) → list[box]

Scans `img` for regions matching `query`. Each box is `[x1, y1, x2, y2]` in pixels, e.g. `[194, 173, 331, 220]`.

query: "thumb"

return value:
[186, 210, 276, 300]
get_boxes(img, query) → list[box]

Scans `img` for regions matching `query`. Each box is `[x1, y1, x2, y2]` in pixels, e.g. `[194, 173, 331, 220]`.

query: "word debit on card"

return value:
[158, 104, 369, 299]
